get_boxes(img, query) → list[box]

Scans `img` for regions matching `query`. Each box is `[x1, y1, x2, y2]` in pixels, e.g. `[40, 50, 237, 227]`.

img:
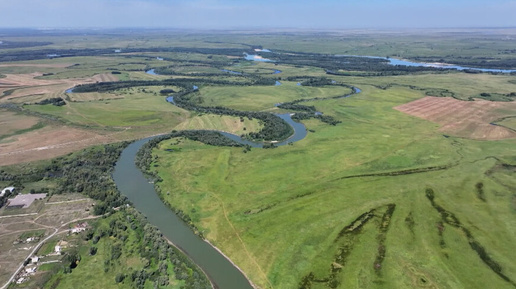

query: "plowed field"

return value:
[394, 96, 516, 140]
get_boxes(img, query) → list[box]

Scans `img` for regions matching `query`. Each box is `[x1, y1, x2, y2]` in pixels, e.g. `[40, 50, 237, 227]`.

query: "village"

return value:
[12, 222, 88, 285]
[0, 187, 97, 288]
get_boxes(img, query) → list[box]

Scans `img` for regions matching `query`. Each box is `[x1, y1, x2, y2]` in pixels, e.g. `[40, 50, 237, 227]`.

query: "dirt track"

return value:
[394, 96, 516, 140]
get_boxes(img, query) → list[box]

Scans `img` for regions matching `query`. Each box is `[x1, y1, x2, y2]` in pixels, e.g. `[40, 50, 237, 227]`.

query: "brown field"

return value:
[0, 71, 130, 165]
[0, 125, 120, 166]
[394, 96, 516, 140]
[174, 114, 263, 135]
[0, 111, 40, 137]
[0, 72, 118, 101]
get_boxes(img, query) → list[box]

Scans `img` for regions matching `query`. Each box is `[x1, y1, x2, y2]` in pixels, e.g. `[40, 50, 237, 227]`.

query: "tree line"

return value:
[84, 207, 212, 289]
[0, 142, 212, 288]
[0, 46, 249, 62]
[73, 78, 292, 142]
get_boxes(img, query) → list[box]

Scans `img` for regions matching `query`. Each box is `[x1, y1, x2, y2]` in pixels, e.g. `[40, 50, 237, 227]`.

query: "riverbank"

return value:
[114, 138, 256, 289]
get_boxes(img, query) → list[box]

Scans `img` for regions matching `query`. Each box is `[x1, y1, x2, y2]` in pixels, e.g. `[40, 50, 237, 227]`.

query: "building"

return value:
[6, 193, 47, 208]
[70, 222, 88, 234]
[1, 186, 15, 197]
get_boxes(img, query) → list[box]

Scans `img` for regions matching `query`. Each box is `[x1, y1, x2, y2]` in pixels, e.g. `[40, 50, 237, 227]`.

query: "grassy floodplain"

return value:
[197, 83, 353, 111]
[151, 83, 516, 288]
[1, 29, 516, 289]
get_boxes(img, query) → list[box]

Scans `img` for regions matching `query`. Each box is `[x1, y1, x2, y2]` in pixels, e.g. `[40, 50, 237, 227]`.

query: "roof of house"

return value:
[7, 193, 46, 208]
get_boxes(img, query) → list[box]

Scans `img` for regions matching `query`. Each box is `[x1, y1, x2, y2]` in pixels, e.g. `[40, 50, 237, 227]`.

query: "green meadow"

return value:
[1, 31, 515, 289]
[197, 83, 353, 111]
[150, 83, 516, 288]
[27, 88, 187, 129]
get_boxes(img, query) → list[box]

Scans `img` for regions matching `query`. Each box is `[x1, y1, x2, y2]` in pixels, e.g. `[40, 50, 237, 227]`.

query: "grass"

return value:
[19, 179, 58, 194]
[25, 85, 265, 138]
[27, 86, 188, 129]
[39, 240, 58, 255]
[2, 31, 516, 289]
[151, 82, 516, 289]
[198, 82, 353, 111]
[339, 73, 516, 101]
[173, 113, 263, 135]
[496, 117, 516, 131]
[19, 230, 45, 239]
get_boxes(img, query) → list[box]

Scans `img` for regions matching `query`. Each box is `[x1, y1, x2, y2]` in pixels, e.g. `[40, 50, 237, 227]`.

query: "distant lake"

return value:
[244, 53, 273, 62]
[337, 55, 516, 73]
[146, 69, 157, 75]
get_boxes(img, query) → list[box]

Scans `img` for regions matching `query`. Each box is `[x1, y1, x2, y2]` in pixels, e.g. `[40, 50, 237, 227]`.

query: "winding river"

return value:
[113, 68, 360, 288]
[112, 109, 313, 288]
[113, 51, 513, 287]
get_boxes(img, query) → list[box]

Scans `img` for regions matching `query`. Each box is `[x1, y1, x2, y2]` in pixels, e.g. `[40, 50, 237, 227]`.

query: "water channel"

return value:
[113, 139, 255, 289]
[114, 69, 336, 288]
[335, 55, 516, 73]
[113, 93, 319, 288]
[116, 54, 511, 285]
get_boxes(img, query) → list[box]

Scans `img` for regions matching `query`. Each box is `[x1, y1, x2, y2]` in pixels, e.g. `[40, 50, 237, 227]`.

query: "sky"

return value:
[0, 0, 515, 29]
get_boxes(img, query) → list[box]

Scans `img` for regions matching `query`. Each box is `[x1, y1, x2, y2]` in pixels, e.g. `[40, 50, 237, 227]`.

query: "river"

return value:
[113, 105, 313, 288]
[242, 52, 516, 73]
[113, 69, 358, 289]
[335, 55, 516, 73]
[113, 139, 255, 289]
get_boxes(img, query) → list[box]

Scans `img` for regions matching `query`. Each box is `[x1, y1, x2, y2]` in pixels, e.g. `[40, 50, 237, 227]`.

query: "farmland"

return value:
[395, 96, 516, 140]
[0, 29, 515, 289]
[150, 83, 516, 289]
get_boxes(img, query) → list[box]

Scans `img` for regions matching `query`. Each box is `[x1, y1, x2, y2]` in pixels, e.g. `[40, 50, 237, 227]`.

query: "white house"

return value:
[1, 186, 15, 197]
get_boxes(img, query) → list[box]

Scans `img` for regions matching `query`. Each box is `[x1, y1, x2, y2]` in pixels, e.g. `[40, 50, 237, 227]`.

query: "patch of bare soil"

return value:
[0, 125, 119, 166]
[1, 72, 117, 101]
[394, 96, 516, 140]
[0, 110, 40, 137]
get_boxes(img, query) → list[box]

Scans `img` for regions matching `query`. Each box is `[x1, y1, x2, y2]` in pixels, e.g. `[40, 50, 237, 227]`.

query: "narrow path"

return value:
[0, 213, 38, 219]
[210, 192, 274, 289]
[45, 199, 89, 205]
